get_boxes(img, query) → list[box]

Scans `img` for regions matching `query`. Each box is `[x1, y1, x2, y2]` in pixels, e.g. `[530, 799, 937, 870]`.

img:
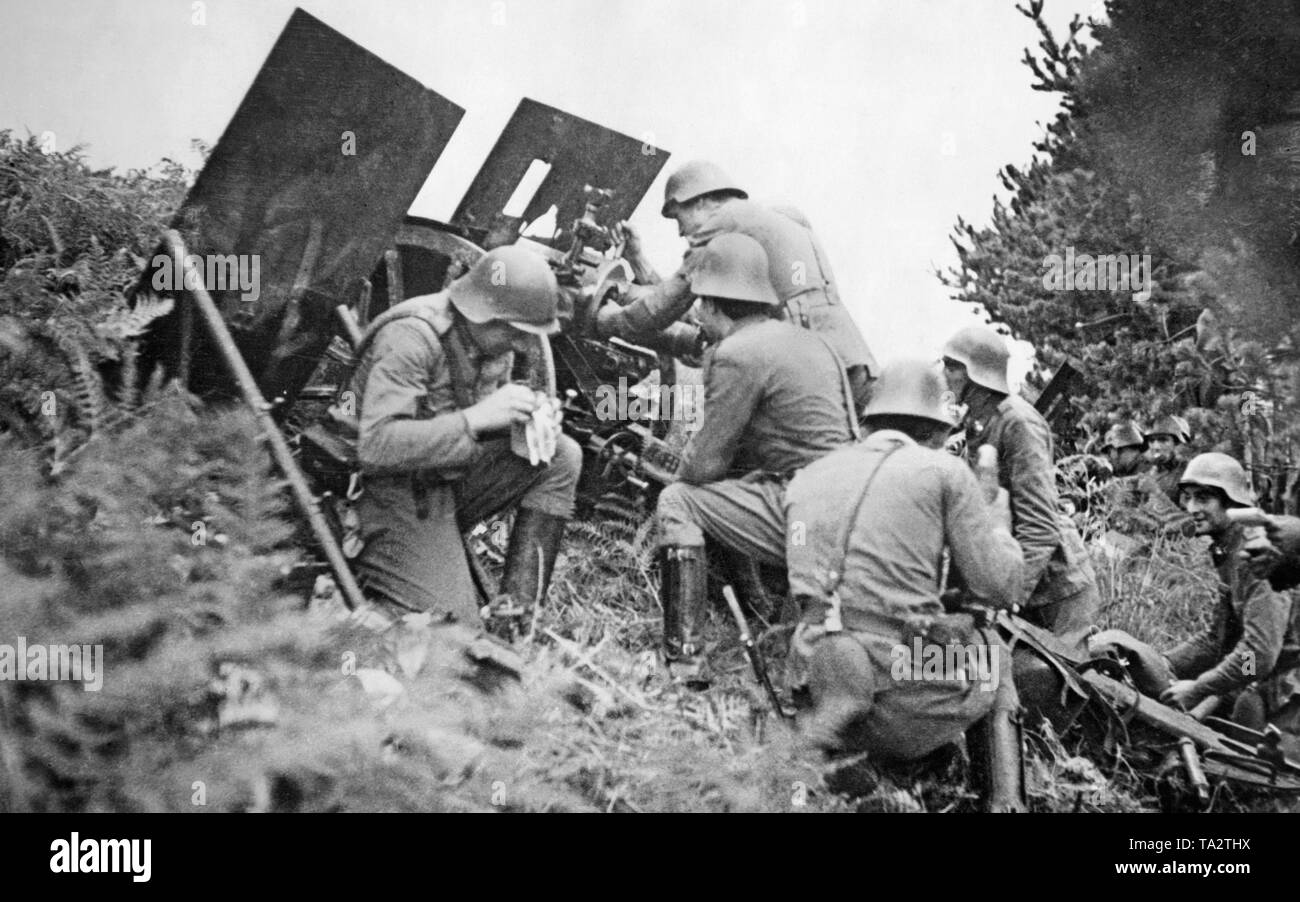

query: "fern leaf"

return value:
[119, 341, 139, 409]
[94, 294, 174, 343]
[53, 332, 105, 434]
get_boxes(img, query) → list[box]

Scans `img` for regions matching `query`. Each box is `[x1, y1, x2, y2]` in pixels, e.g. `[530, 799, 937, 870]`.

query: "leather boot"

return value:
[660, 545, 709, 687]
[485, 508, 567, 640]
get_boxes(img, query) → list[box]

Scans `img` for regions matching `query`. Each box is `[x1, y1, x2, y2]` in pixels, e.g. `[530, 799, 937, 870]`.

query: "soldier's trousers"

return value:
[655, 473, 789, 563]
[803, 623, 1016, 762]
[356, 435, 581, 620]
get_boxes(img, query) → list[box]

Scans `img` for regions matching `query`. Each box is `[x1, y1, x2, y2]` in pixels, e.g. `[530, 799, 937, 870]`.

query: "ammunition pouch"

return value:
[802, 602, 979, 650]
[298, 412, 359, 497]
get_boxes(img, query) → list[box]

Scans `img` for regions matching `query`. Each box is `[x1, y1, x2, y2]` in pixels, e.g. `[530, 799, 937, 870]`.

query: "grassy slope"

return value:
[2, 133, 1296, 812]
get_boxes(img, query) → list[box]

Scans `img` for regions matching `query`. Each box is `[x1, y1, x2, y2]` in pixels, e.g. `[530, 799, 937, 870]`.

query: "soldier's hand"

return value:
[1159, 679, 1201, 711]
[971, 444, 1009, 529]
[613, 220, 644, 261]
[975, 444, 1000, 504]
[1266, 515, 1300, 558]
[1243, 535, 1283, 580]
[464, 383, 540, 436]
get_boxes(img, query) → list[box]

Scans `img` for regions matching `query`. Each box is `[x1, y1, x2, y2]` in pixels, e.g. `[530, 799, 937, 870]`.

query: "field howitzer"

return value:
[984, 606, 1300, 806]
[125, 12, 694, 613]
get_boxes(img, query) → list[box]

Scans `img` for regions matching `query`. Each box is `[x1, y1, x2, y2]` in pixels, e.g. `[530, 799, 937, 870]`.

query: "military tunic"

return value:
[598, 198, 879, 407]
[784, 430, 1025, 760]
[963, 393, 1099, 641]
[656, 318, 856, 563]
[1166, 524, 1300, 733]
[351, 293, 580, 619]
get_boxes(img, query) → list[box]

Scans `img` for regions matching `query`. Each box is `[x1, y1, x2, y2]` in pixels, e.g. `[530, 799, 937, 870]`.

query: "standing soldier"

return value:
[1145, 413, 1192, 503]
[598, 160, 879, 414]
[1158, 453, 1300, 740]
[785, 359, 1027, 810]
[654, 233, 858, 684]
[941, 325, 1100, 646]
[350, 245, 581, 632]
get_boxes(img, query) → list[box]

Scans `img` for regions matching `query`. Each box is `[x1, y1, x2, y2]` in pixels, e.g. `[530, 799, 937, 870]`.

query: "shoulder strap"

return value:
[802, 228, 839, 307]
[343, 303, 475, 410]
[812, 334, 862, 441]
[821, 440, 904, 631]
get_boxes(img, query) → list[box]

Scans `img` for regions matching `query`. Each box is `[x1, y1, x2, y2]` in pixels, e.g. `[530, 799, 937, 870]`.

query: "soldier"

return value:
[1159, 455, 1300, 738]
[785, 359, 1027, 810]
[1101, 420, 1189, 536]
[941, 325, 1100, 646]
[350, 245, 581, 631]
[654, 233, 858, 684]
[598, 160, 879, 414]
[1103, 421, 1147, 478]
[1145, 413, 1192, 503]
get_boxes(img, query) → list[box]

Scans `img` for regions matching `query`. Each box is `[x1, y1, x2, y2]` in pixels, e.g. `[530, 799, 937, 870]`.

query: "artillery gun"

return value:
[133, 9, 689, 609]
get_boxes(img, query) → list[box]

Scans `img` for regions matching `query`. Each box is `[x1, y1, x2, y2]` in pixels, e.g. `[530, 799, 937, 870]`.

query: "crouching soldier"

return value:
[1161, 454, 1300, 737]
[942, 325, 1100, 647]
[1093, 453, 1300, 744]
[351, 245, 581, 631]
[784, 359, 1028, 810]
[655, 233, 858, 685]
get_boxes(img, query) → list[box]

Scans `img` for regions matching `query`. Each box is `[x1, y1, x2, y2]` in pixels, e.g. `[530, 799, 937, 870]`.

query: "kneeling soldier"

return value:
[1160, 454, 1300, 738]
[655, 233, 858, 684]
[942, 325, 1100, 646]
[785, 359, 1027, 809]
[351, 245, 581, 630]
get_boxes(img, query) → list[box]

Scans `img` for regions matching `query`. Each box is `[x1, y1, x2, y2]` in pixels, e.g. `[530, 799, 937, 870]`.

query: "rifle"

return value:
[722, 586, 793, 720]
[988, 607, 1300, 797]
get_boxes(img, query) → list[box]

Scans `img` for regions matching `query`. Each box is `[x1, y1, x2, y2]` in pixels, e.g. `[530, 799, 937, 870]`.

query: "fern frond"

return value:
[119, 341, 139, 409]
[94, 293, 174, 343]
[52, 331, 105, 434]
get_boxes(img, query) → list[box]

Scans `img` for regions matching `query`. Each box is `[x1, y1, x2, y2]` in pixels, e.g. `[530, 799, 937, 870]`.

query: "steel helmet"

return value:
[1103, 422, 1146, 451]
[942, 325, 1011, 394]
[1148, 414, 1191, 444]
[688, 233, 780, 305]
[1178, 452, 1254, 507]
[447, 245, 560, 335]
[863, 358, 958, 427]
[661, 160, 747, 217]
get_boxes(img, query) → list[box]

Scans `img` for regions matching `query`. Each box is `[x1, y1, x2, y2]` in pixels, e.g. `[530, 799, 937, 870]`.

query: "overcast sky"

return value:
[0, 0, 1098, 371]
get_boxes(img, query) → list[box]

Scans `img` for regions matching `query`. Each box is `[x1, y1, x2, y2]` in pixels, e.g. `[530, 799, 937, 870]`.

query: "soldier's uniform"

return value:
[1104, 470, 1193, 535]
[1167, 523, 1300, 735]
[351, 290, 580, 621]
[1147, 413, 1193, 504]
[599, 196, 879, 410]
[658, 317, 857, 562]
[963, 393, 1099, 642]
[1152, 464, 1183, 505]
[785, 426, 1024, 762]
[653, 233, 857, 680]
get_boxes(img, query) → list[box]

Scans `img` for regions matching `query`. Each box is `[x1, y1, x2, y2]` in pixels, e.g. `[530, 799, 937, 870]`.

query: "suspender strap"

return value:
[821, 441, 903, 631]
